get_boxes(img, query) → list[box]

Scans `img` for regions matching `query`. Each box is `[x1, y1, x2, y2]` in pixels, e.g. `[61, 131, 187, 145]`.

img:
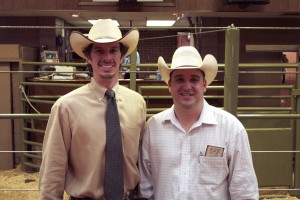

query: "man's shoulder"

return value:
[119, 85, 144, 99]
[209, 105, 244, 127]
[147, 108, 170, 123]
[55, 84, 89, 104]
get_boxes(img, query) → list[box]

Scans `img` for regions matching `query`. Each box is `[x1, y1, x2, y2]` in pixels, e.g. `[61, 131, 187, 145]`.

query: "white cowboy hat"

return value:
[158, 46, 218, 85]
[70, 19, 139, 59]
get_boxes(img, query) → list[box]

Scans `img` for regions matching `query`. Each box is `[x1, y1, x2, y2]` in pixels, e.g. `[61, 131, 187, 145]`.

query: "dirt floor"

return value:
[0, 166, 299, 200]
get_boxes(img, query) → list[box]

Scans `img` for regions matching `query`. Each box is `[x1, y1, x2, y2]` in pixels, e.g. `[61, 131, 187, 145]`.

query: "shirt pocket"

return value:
[198, 156, 229, 185]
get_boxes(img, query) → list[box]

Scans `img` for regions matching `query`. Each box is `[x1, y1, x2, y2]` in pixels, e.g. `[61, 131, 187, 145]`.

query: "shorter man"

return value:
[139, 46, 259, 200]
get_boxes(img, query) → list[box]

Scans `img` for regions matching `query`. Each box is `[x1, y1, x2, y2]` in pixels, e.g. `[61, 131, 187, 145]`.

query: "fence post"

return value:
[129, 48, 137, 91]
[223, 24, 240, 115]
[19, 61, 28, 172]
[294, 49, 300, 194]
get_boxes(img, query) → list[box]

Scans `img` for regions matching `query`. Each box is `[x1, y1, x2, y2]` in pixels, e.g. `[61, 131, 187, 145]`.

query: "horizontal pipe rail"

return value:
[23, 127, 45, 134]
[23, 140, 43, 147]
[23, 161, 40, 169]
[21, 98, 55, 104]
[23, 153, 42, 160]
[0, 114, 49, 119]
[247, 127, 292, 131]
[2, 110, 298, 120]
[238, 114, 300, 119]
[21, 81, 85, 87]
[26, 95, 61, 99]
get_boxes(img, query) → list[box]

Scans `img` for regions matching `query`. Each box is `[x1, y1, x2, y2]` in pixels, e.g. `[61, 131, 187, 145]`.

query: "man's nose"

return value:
[102, 52, 113, 60]
[182, 81, 192, 89]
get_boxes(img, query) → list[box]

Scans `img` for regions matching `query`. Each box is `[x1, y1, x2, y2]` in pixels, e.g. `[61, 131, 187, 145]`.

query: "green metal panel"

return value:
[248, 128, 294, 186]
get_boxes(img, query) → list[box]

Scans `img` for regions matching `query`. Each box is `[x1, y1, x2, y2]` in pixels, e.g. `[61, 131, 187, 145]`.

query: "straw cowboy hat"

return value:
[158, 46, 218, 85]
[70, 19, 139, 59]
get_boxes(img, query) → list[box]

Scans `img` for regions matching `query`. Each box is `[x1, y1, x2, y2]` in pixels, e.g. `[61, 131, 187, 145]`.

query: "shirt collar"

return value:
[162, 99, 218, 126]
[199, 99, 218, 125]
[89, 78, 120, 102]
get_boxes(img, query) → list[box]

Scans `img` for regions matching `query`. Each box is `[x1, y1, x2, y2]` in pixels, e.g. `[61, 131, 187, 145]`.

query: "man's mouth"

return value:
[180, 92, 193, 96]
[100, 65, 114, 69]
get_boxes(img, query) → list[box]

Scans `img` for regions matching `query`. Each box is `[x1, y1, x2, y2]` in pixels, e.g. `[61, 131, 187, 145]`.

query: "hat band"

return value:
[173, 65, 199, 69]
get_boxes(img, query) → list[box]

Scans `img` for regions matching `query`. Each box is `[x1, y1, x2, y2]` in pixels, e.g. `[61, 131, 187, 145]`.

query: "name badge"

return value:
[205, 145, 224, 157]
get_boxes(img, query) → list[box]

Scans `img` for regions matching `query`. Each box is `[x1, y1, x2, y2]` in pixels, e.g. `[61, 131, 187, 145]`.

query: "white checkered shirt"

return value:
[139, 100, 259, 200]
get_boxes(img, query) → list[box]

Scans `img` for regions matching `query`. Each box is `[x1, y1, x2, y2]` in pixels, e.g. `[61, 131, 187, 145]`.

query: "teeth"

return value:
[181, 93, 193, 96]
[101, 65, 113, 69]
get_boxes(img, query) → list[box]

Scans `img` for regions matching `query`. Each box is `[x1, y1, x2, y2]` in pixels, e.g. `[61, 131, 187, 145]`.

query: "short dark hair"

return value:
[83, 42, 128, 59]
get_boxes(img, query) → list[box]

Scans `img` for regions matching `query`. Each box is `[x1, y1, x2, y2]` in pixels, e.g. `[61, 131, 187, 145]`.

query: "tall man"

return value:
[39, 19, 146, 200]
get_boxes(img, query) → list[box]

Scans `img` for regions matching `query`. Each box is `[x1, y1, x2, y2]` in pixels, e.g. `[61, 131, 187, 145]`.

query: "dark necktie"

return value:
[104, 89, 124, 200]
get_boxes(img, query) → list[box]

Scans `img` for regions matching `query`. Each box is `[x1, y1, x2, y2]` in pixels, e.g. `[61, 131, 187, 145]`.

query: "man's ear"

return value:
[203, 79, 207, 92]
[120, 56, 125, 63]
[86, 56, 92, 65]
[168, 80, 172, 93]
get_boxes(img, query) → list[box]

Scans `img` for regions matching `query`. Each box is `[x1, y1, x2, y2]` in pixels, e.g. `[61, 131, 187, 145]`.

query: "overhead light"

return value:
[88, 19, 120, 26]
[146, 20, 176, 27]
[92, 0, 163, 1]
[72, 14, 79, 18]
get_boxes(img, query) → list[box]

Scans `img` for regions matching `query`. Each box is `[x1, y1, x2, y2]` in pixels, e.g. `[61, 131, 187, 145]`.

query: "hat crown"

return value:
[158, 46, 218, 85]
[171, 46, 203, 69]
[88, 19, 122, 42]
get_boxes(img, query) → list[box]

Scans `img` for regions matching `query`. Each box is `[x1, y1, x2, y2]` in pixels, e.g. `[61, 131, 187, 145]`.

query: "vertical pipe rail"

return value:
[223, 24, 240, 115]
[19, 61, 28, 171]
[129, 48, 137, 91]
[294, 48, 300, 192]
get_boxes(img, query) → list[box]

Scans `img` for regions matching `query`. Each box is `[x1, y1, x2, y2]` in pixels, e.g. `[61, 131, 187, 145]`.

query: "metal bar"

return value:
[23, 140, 43, 147]
[139, 85, 293, 89]
[21, 98, 55, 104]
[238, 85, 294, 89]
[238, 95, 291, 99]
[294, 48, 300, 190]
[224, 24, 239, 116]
[23, 161, 40, 169]
[129, 48, 137, 91]
[21, 81, 84, 87]
[138, 85, 225, 90]
[0, 114, 49, 119]
[238, 107, 292, 111]
[22, 61, 86, 66]
[27, 95, 61, 99]
[239, 63, 300, 68]
[23, 152, 42, 160]
[19, 61, 27, 171]
[238, 114, 300, 119]
[22, 127, 45, 134]
[247, 128, 292, 131]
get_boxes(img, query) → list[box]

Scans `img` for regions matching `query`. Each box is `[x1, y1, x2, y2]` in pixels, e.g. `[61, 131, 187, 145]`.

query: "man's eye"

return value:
[94, 50, 103, 54]
[111, 49, 119, 53]
[191, 78, 199, 83]
[175, 78, 184, 83]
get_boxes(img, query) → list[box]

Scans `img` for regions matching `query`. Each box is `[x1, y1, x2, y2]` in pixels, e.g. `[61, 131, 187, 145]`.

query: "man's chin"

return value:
[100, 73, 114, 79]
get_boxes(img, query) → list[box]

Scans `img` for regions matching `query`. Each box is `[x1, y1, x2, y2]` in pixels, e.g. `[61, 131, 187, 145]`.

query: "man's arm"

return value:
[228, 128, 259, 200]
[138, 123, 154, 199]
[39, 105, 70, 200]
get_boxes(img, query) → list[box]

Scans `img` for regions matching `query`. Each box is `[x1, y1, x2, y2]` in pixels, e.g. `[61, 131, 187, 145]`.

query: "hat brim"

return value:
[70, 29, 139, 59]
[158, 54, 218, 85]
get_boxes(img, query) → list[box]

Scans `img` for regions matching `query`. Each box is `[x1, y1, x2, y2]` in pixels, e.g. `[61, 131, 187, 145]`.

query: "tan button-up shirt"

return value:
[39, 78, 146, 199]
